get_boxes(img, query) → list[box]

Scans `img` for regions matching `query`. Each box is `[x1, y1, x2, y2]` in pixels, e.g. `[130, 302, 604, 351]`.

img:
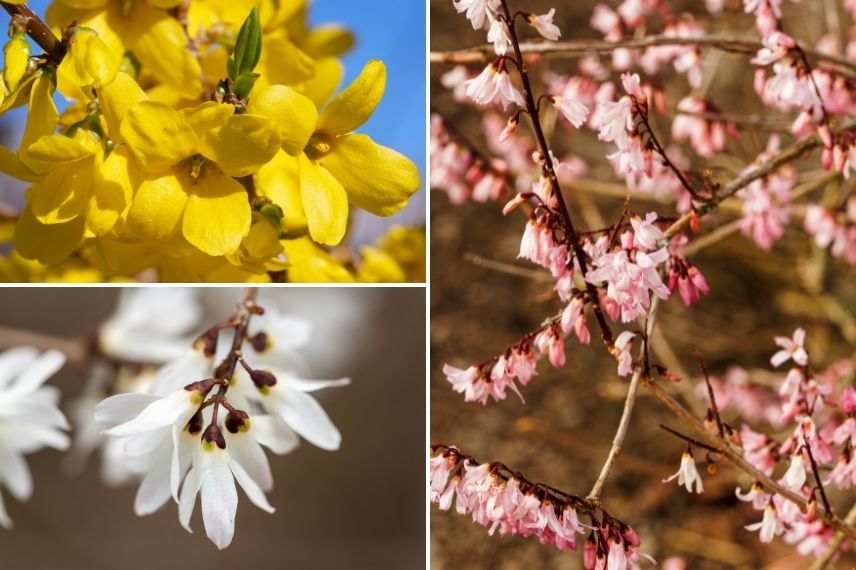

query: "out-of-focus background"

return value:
[0, 287, 425, 569]
[430, 0, 856, 568]
[0, 0, 426, 249]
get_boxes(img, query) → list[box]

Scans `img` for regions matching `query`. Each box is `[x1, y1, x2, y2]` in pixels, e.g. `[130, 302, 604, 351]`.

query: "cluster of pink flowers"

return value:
[804, 197, 856, 265]
[430, 113, 508, 204]
[584, 212, 672, 323]
[671, 97, 739, 157]
[430, 445, 643, 569]
[590, 2, 703, 87]
[737, 137, 796, 250]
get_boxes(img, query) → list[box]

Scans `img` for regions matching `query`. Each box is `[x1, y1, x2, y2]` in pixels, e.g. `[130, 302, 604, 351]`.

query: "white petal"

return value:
[0, 491, 11, 529]
[0, 446, 32, 501]
[200, 454, 238, 550]
[134, 458, 171, 516]
[226, 431, 273, 492]
[107, 391, 194, 437]
[171, 425, 196, 502]
[229, 457, 275, 514]
[267, 386, 342, 451]
[9, 350, 65, 394]
[94, 393, 161, 429]
[150, 350, 213, 396]
[178, 464, 202, 533]
[282, 374, 350, 393]
[251, 415, 300, 455]
[0, 347, 38, 389]
[4, 423, 69, 452]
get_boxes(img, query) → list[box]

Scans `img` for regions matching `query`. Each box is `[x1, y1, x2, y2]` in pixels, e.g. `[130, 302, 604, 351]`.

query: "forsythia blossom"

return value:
[0, 348, 69, 528]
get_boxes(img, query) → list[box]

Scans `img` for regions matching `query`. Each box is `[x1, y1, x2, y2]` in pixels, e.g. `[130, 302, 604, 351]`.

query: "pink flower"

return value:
[552, 95, 589, 128]
[781, 453, 806, 491]
[613, 331, 636, 377]
[751, 31, 795, 66]
[527, 9, 561, 40]
[595, 96, 633, 149]
[465, 62, 525, 110]
[663, 450, 704, 494]
[771, 328, 808, 368]
[745, 501, 785, 543]
[453, 0, 500, 30]
[487, 17, 511, 55]
[630, 212, 664, 251]
[736, 481, 771, 509]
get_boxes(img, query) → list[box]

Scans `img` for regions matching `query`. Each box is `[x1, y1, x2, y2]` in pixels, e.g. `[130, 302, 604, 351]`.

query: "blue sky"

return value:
[1, 0, 426, 243]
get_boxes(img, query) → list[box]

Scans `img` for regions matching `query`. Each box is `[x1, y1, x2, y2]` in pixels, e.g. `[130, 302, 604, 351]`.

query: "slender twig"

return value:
[0, 324, 87, 367]
[697, 353, 724, 438]
[499, 0, 613, 346]
[665, 119, 856, 239]
[586, 296, 660, 502]
[464, 253, 550, 280]
[659, 424, 721, 454]
[1, 2, 65, 63]
[809, 501, 856, 570]
[804, 435, 834, 517]
[430, 35, 856, 77]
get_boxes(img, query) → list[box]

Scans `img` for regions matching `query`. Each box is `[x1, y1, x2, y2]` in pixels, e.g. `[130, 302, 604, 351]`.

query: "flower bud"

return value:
[202, 424, 226, 450]
[225, 409, 250, 434]
[193, 327, 220, 357]
[250, 368, 278, 392]
[249, 331, 270, 353]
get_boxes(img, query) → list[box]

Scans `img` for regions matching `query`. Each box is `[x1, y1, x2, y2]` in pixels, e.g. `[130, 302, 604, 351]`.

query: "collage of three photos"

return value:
[2, 0, 856, 568]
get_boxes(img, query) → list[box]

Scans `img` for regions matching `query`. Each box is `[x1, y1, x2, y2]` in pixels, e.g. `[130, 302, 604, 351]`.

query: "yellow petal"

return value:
[317, 60, 385, 135]
[125, 173, 187, 240]
[57, 0, 108, 9]
[247, 84, 317, 156]
[120, 101, 198, 173]
[240, 215, 282, 261]
[57, 28, 119, 98]
[26, 134, 95, 164]
[29, 158, 95, 224]
[260, 33, 314, 86]
[180, 167, 251, 256]
[296, 57, 343, 108]
[302, 25, 354, 58]
[255, 149, 306, 232]
[356, 246, 406, 282]
[19, 73, 59, 172]
[87, 146, 134, 235]
[319, 134, 420, 216]
[184, 101, 234, 157]
[98, 72, 147, 142]
[281, 237, 354, 283]
[298, 153, 347, 246]
[206, 114, 280, 177]
[15, 205, 86, 265]
[3, 35, 30, 93]
[129, 6, 202, 96]
[0, 145, 37, 181]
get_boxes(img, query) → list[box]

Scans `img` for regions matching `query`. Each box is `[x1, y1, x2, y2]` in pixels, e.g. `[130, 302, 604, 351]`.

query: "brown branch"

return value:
[430, 35, 856, 78]
[1, 2, 65, 63]
[645, 378, 856, 542]
[499, 0, 613, 347]
[0, 324, 87, 368]
[665, 119, 856, 239]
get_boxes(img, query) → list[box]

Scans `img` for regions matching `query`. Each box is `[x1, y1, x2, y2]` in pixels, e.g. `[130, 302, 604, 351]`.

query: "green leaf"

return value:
[231, 72, 259, 99]
[228, 7, 262, 81]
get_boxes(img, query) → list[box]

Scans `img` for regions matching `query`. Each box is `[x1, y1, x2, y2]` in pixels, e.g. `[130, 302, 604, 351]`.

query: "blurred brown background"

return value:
[431, 0, 856, 568]
[0, 287, 425, 570]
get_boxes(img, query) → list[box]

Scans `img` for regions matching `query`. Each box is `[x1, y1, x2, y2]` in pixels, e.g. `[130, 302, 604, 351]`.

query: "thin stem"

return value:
[697, 354, 724, 438]
[430, 35, 856, 78]
[659, 424, 720, 454]
[586, 296, 660, 502]
[499, 0, 613, 346]
[809, 501, 856, 570]
[804, 435, 834, 517]
[1, 2, 65, 63]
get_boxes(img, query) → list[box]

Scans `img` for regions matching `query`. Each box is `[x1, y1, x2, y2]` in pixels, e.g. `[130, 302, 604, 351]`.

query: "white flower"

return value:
[746, 501, 784, 543]
[0, 348, 69, 529]
[630, 212, 664, 251]
[99, 288, 202, 363]
[464, 63, 525, 110]
[552, 95, 588, 128]
[663, 450, 704, 494]
[453, 0, 500, 30]
[595, 97, 633, 149]
[487, 18, 511, 55]
[781, 453, 806, 490]
[770, 328, 808, 368]
[528, 9, 561, 40]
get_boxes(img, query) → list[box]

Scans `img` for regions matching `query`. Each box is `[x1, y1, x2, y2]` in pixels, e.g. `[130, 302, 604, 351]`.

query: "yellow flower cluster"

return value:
[0, 0, 422, 282]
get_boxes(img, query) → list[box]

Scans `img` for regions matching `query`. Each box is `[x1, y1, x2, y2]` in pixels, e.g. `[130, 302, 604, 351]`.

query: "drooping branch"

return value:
[430, 34, 856, 78]
[1, 2, 65, 63]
